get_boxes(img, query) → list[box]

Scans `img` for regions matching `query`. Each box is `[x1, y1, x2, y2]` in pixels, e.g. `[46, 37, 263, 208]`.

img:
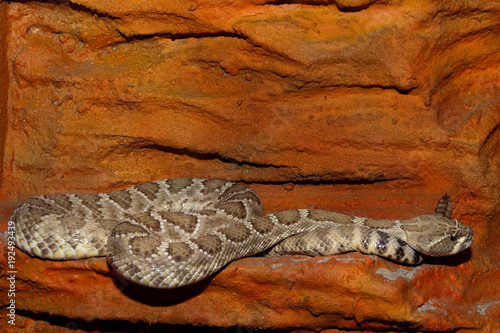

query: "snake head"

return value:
[401, 215, 474, 256]
[400, 194, 474, 257]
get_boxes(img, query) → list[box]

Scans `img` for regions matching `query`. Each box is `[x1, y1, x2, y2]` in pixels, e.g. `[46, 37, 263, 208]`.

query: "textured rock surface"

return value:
[0, 0, 499, 332]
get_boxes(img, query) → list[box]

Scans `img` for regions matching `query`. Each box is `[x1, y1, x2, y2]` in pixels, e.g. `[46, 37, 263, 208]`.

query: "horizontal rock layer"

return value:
[0, 0, 499, 332]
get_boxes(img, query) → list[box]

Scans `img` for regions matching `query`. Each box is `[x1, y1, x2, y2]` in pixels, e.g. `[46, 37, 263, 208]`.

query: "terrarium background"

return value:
[0, 1, 499, 332]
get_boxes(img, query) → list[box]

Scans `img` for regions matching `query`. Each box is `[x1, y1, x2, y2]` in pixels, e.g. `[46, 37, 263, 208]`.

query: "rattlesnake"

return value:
[12, 178, 473, 288]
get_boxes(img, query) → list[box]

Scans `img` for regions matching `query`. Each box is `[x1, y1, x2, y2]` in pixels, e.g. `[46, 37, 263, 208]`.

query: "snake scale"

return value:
[11, 178, 473, 288]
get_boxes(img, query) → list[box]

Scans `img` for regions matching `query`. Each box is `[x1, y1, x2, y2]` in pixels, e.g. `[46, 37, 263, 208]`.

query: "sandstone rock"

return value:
[0, 0, 498, 332]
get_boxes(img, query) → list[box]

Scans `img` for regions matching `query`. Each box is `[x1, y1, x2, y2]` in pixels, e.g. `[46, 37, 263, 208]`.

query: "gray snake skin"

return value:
[11, 178, 473, 288]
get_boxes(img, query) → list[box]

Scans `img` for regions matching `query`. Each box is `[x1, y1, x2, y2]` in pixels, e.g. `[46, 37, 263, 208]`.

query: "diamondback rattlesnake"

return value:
[12, 178, 473, 288]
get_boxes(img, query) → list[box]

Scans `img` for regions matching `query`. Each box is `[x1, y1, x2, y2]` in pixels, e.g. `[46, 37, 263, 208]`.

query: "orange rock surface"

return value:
[0, 0, 499, 332]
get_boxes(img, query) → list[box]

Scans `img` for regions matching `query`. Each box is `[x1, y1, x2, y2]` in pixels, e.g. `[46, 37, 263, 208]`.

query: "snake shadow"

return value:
[108, 263, 219, 306]
[423, 247, 473, 266]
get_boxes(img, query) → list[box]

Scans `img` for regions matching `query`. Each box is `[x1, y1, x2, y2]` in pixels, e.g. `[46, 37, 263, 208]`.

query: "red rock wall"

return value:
[0, 1, 499, 332]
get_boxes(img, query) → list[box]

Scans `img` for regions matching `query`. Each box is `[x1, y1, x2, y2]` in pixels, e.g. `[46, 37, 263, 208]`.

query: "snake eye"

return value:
[450, 235, 457, 242]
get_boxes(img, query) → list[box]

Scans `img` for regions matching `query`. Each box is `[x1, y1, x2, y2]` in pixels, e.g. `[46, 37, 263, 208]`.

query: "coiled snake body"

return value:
[12, 178, 473, 288]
